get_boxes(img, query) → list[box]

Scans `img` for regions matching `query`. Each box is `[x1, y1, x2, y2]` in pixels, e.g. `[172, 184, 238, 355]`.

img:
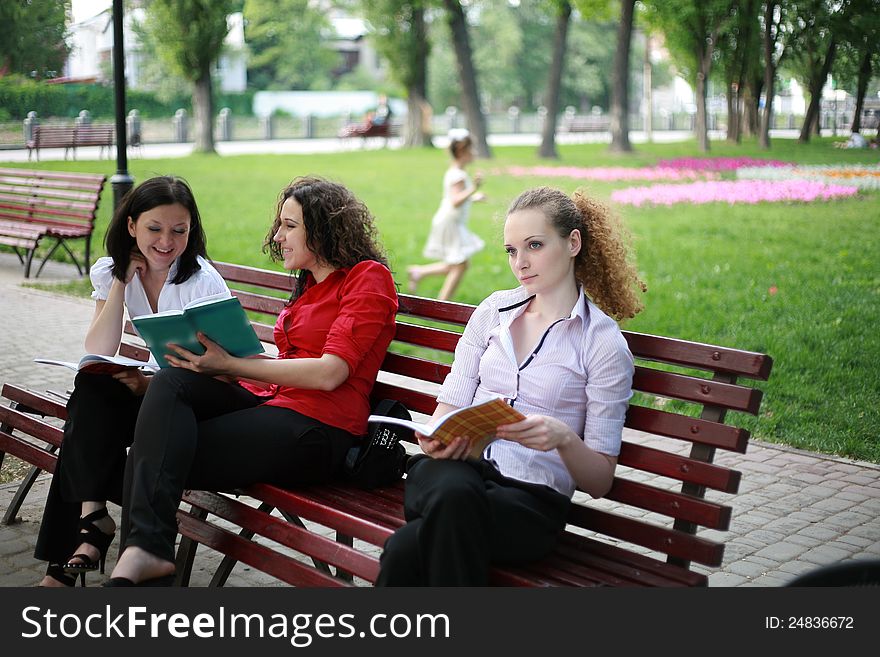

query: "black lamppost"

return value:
[111, 0, 133, 209]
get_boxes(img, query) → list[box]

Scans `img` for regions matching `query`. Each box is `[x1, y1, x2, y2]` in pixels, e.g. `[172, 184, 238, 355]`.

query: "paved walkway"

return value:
[1, 252, 878, 587]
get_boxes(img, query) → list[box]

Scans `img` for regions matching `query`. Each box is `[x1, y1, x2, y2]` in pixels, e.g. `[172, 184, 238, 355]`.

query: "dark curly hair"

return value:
[507, 187, 645, 321]
[105, 176, 208, 285]
[263, 176, 389, 302]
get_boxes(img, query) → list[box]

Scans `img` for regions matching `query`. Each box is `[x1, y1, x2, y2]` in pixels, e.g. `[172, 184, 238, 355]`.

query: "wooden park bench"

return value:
[0, 261, 773, 586]
[561, 114, 612, 133]
[337, 119, 400, 145]
[26, 124, 115, 161]
[0, 167, 106, 278]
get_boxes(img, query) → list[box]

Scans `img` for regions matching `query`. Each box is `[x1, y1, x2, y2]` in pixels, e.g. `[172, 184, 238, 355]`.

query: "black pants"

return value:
[34, 373, 141, 564]
[120, 367, 356, 562]
[376, 456, 571, 586]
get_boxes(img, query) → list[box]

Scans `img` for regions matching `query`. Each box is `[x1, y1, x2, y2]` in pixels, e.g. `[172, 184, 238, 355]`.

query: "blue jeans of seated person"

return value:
[119, 367, 356, 563]
[376, 456, 570, 586]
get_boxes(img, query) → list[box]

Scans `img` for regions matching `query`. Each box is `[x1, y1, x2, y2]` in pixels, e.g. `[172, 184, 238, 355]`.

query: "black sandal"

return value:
[63, 508, 115, 578]
[42, 563, 79, 588]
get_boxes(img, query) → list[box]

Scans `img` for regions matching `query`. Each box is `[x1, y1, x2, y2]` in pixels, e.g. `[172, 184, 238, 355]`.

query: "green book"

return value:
[132, 295, 264, 368]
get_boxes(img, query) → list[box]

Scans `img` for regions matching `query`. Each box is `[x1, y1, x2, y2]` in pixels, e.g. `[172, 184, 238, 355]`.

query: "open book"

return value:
[368, 397, 526, 460]
[131, 294, 264, 368]
[34, 354, 158, 376]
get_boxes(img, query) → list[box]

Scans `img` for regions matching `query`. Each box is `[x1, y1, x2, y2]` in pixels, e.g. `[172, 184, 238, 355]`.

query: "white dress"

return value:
[422, 166, 485, 265]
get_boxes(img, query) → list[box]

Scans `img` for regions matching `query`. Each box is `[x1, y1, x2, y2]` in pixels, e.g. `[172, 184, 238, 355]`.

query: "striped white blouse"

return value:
[437, 287, 634, 498]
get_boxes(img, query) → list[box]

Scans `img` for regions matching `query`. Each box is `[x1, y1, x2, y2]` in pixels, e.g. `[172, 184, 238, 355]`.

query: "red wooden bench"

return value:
[0, 261, 773, 586]
[0, 167, 106, 278]
[26, 124, 115, 161]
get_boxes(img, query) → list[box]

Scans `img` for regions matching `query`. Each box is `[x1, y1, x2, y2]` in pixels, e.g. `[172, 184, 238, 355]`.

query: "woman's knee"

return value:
[406, 459, 486, 510]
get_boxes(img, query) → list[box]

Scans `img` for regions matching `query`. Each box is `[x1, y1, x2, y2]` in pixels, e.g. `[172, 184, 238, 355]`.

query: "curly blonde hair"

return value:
[507, 187, 645, 321]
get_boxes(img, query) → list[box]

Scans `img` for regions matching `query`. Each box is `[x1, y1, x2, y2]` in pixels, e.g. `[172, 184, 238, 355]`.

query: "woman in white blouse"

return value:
[36, 176, 229, 586]
[378, 186, 646, 586]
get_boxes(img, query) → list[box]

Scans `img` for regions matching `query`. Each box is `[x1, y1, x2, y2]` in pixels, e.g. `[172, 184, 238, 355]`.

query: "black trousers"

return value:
[34, 373, 141, 564]
[376, 456, 571, 586]
[120, 367, 356, 562]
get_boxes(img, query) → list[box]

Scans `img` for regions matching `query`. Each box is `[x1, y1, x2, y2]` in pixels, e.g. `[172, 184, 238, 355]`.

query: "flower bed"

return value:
[610, 179, 859, 207]
[656, 157, 792, 171]
[737, 164, 880, 190]
[502, 165, 716, 182]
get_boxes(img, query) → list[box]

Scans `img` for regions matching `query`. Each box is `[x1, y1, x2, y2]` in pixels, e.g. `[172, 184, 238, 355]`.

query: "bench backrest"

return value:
[28, 125, 77, 148]
[118, 260, 772, 573]
[74, 125, 115, 147]
[0, 167, 106, 232]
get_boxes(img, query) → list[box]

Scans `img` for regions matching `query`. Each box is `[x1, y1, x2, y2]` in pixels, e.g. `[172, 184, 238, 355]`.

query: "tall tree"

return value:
[538, 1, 572, 158]
[834, 0, 880, 133]
[718, 0, 761, 143]
[364, 1, 433, 146]
[784, 0, 841, 143]
[144, 0, 236, 153]
[0, 0, 69, 78]
[244, 0, 336, 90]
[644, 0, 734, 152]
[759, 0, 788, 149]
[443, 0, 491, 157]
[608, 0, 635, 152]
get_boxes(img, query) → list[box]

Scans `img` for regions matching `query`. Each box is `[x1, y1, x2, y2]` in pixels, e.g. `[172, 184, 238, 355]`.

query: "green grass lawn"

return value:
[12, 136, 880, 462]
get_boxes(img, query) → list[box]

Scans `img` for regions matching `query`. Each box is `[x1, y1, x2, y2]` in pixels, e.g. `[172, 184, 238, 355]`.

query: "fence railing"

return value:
[2, 107, 877, 149]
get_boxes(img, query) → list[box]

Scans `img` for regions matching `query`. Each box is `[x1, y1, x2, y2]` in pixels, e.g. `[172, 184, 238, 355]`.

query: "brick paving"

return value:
[0, 252, 878, 587]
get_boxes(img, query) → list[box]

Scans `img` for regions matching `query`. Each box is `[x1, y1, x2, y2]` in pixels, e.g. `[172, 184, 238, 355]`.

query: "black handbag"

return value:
[343, 399, 413, 489]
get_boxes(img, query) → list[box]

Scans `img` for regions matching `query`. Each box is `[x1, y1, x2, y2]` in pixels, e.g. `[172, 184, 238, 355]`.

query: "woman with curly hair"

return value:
[377, 186, 645, 586]
[105, 177, 399, 586]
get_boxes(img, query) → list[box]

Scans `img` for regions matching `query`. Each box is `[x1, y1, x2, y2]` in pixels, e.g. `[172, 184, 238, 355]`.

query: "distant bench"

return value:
[561, 115, 612, 133]
[0, 167, 106, 277]
[26, 124, 115, 161]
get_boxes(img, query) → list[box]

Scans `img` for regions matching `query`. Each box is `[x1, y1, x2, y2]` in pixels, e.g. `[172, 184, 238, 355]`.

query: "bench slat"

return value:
[618, 442, 741, 493]
[624, 405, 750, 453]
[1, 384, 68, 419]
[606, 478, 731, 530]
[183, 490, 380, 582]
[0, 405, 64, 448]
[625, 331, 773, 380]
[633, 366, 763, 414]
[175, 510, 351, 587]
[0, 430, 57, 474]
[394, 322, 460, 352]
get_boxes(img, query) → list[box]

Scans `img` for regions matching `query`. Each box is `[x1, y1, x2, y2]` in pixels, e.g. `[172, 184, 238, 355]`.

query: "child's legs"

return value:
[438, 261, 468, 301]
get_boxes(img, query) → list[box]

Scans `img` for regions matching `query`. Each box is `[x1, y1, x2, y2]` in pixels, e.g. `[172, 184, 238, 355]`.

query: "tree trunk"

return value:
[850, 46, 872, 134]
[192, 69, 215, 154]
[695, 38, 714, 152]
[609, 0, 635, 153]
[443, 0, 491, 158]
[759, 1, 777, 149]
[727, 81, 740, 143]
[539, 1, 571, 159]
[799, 39, 836, 143]
[405, 7, 433, 148]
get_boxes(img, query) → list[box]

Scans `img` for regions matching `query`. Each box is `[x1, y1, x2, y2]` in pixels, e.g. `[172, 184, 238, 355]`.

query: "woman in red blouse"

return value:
[104, 177, 399, 586]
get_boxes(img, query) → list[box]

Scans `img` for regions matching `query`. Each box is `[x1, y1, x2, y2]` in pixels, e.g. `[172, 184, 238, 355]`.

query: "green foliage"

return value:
[144, 0, 236, 81]
[0, 0, 69, 79]
[361, 0, 429, 90]
[243, 0, 337, 90]
[428, 0, 618, 112]
[0, 76, 254, 120]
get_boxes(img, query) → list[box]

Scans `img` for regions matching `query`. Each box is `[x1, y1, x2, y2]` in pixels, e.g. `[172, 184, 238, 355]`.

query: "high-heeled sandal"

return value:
[42, 563, 79, 588]
[63, 507, 115, 577]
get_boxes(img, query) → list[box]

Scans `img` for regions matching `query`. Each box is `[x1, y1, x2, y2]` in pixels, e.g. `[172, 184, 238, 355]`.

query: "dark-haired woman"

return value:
[37, 176, 229, 587]
[104, 177, 398, 586]
[407, 130, 486, 301]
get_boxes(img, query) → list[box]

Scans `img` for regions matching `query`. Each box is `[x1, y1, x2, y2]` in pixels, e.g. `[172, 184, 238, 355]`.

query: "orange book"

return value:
[368, 397, 526, 460]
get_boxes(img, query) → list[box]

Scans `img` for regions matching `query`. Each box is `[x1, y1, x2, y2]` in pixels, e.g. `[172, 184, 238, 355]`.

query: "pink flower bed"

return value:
[503, 165, 716, 181]
[656, 157, 792, 171]
[610, 179, 859, 207]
